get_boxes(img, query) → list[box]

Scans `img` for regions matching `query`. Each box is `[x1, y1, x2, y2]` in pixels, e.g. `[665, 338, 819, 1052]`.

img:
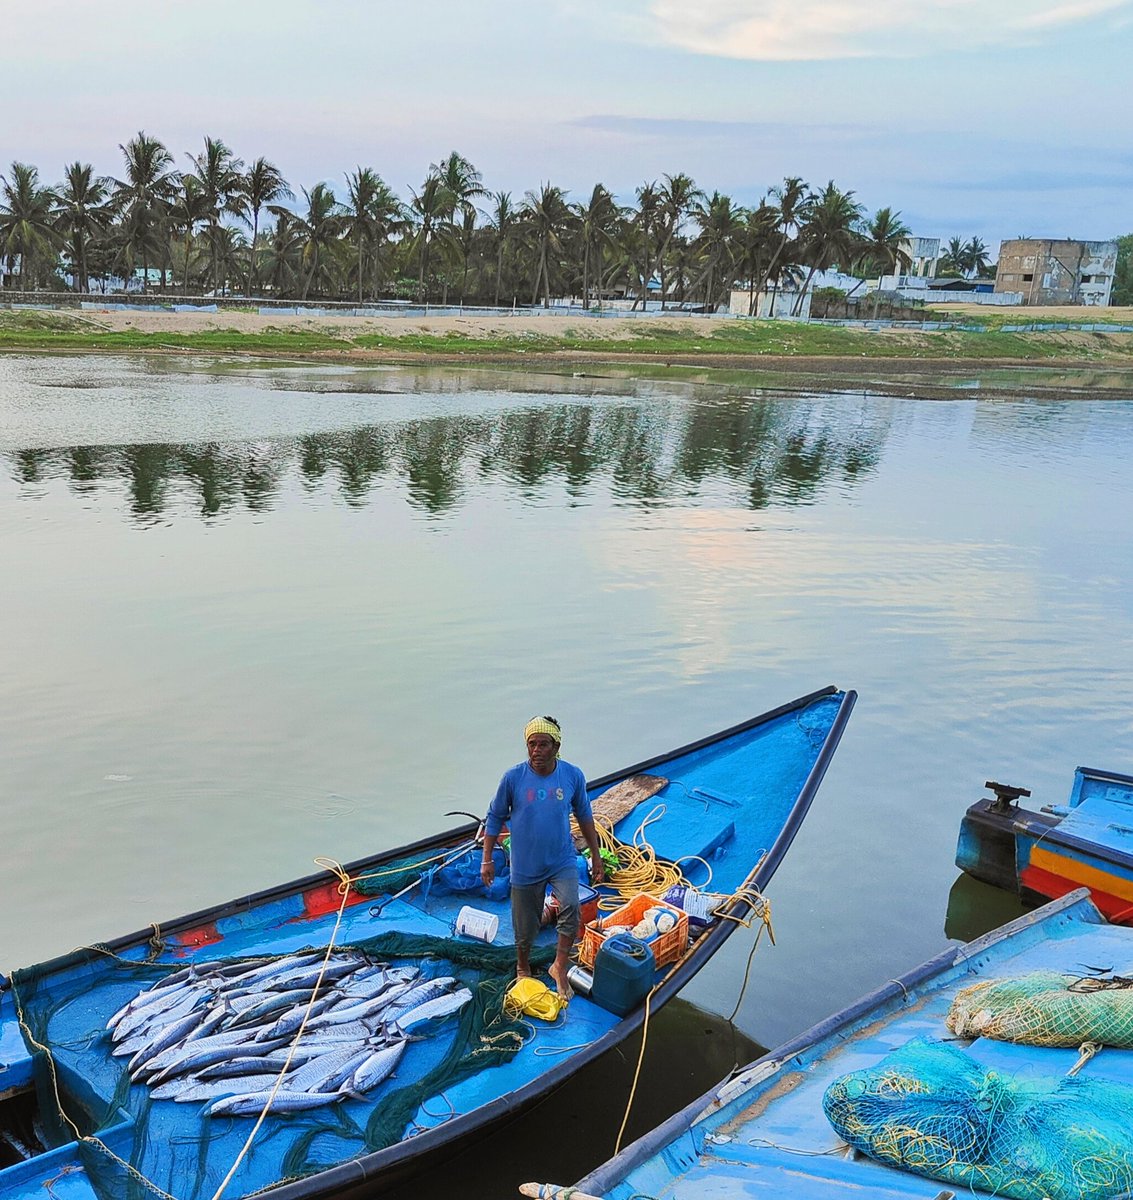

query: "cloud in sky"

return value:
[648, 0, 1133, 60]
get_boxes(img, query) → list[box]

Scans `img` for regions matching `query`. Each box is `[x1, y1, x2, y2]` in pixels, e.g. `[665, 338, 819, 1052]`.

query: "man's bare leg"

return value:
[548, 933, 574, 1000]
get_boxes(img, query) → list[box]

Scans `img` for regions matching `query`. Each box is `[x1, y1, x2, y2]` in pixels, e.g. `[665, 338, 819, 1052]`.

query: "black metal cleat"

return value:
[984, 780, 1032, 814]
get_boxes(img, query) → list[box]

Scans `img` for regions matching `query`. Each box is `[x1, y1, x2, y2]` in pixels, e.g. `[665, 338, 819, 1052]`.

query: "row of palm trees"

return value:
[2, 131, 929, 310]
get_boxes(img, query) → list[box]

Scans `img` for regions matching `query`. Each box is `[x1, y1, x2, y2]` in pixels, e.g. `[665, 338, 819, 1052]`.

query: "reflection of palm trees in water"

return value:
[6, 398, 888, 520]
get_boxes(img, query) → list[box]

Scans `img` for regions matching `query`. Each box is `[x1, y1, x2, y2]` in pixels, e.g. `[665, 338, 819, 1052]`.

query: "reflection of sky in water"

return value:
[2, 355, 1133, 1058]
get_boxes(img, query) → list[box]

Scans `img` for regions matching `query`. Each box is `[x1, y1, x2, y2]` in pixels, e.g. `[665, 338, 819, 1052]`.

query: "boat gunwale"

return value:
[2, 684, 856, 1199]
[572, 887, 1101, 1196]
[965, 794, 1133, 876]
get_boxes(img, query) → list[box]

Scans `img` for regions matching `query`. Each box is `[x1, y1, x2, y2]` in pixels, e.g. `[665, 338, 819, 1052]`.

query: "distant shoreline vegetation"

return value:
[1, 133, 1019, 311]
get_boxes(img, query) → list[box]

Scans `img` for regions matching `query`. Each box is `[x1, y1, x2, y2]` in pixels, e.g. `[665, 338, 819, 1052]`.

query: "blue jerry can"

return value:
[591, 933, 654, 1016]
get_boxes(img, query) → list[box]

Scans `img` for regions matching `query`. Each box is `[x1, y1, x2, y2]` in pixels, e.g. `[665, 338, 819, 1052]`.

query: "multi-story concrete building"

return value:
[995, 239, 1117, 306]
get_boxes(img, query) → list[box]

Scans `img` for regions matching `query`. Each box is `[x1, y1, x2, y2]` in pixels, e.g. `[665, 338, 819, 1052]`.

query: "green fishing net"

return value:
[947, 971, 1133, 1047]
[824, 1038, 1133, 1200]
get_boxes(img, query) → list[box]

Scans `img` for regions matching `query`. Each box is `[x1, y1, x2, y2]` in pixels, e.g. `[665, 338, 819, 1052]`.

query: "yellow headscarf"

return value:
[524, 716, 562, 746]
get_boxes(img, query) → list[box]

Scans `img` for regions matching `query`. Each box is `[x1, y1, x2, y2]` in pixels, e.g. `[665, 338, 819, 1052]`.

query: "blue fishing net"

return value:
[823, 1038, 1133, 1200]
[350, 844, 510, 901]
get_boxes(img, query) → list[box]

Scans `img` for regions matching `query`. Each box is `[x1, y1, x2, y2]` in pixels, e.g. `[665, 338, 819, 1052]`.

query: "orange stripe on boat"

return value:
[1028, 845, 1133, 902]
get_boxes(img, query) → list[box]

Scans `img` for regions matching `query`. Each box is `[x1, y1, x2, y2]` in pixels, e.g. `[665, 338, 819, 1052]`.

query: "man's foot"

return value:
[548, 962, 573, 1001]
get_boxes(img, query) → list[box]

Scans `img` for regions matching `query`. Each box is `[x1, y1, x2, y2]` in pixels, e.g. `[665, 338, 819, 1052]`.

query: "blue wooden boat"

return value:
[0, 686, 854, 1200]
[957, 767, 1133, 925]
[557, 889, 1133, 1200]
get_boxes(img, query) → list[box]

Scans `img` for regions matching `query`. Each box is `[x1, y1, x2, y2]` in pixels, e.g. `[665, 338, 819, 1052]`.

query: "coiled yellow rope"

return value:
[575, 806, 689, 910]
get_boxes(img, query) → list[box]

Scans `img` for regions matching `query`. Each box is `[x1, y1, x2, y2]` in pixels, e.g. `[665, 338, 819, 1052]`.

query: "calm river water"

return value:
[3, 352, 1132, 1194]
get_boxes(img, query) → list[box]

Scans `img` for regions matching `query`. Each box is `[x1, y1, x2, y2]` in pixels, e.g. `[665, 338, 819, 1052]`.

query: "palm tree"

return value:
[0, 162, 59, 288]
[207, 225, 249, 296]
[755, 176, 811, 315]
[365, 178, 405, 300]
[52, 162, 112, 293]
[736, 200, 779, 316]
[167, 176, 210, 292]
[407, 173, 454, 301]
[187, 136, 244, 294]
[572, 184, 620, 309]
[261, 209, 303, 297]
[240, 157, 291, 295]
[690, 191, 743, 311]
[939, 235, 968, 277]
[793, 181, 864, 315]
[964, 236, 991, 278]
[344, 166, 383, 303]
[431, 153, 486, 303]
[279, 182, 345, 299]
[486, 190, 518, 307]
[113, 131, 178, 291]
[628, 182, 662, 310]
[859, 207, 911, 314]
[523, 183, 571, 307]
[654, 173, 702, 308]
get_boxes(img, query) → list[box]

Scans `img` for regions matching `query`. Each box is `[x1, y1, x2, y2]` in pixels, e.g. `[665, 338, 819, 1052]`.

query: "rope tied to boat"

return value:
[207, 857, 356, 1200]
[10, 975, 181, 1200]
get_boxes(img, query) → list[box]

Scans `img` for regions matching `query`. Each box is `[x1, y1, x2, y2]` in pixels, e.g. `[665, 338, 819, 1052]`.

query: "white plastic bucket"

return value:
[455, 905, 499, 943]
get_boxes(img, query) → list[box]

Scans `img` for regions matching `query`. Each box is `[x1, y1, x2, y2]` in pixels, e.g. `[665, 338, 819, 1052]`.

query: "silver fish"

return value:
[195, 1047, 325, 1079]
[226, 986, 334, 1029]
[151, 1072, 286, 1102]
[256, 995, 340, 1041]
[220, 952, 327, 990]
[141, 1032, 281, 1082]
[382, 977, 457, 1019]
[123, 1007, 217, 1073]
[112, 985, 211, 1046]
[392, 988, 472, 1034]
[346, 1039, 406, 1095]
[208, 1088, 343, 1117]
[286, 1045, 373, 1094]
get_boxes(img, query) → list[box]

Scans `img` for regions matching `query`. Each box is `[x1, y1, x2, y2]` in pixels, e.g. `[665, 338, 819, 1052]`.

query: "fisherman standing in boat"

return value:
[481, 715, 605, 999]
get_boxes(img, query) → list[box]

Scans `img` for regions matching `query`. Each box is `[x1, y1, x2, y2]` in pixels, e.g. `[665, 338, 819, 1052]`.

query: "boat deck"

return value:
[582, 892, 1133, 1198]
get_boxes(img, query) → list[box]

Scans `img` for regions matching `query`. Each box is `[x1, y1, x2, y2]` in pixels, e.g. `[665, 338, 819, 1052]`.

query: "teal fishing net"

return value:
[823, 1038, 1133, 1200]
[10, 933, 554, 1200]
[947, 970, 1133, 1047]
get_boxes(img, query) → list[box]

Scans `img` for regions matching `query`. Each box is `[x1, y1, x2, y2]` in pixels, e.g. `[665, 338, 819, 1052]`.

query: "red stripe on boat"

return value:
[300, 880, 373, 919]
[170, 922, 224, 950]
[1021, 864, 1133, 924]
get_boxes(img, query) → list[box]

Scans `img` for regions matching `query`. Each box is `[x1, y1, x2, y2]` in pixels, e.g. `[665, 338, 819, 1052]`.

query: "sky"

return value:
[5, 0, 1133, 250]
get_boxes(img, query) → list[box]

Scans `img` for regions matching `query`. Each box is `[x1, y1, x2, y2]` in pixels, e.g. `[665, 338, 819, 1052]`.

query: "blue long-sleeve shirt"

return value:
[485, 759, 592, 886]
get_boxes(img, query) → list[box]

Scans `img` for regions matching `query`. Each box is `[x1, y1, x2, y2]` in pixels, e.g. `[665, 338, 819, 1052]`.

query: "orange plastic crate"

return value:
[578, 893, 688, 969]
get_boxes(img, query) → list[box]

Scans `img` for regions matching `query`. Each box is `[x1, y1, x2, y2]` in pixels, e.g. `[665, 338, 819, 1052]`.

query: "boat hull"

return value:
[0, 686, 855, 1200]
[956, 766, 1133, 925]
[571, 888, 1133, 1199]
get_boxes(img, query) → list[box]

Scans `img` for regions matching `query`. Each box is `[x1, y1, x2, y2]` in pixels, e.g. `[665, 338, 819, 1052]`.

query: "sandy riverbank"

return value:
[73, 309, 697, 339]
[66, 305, 1133, 339]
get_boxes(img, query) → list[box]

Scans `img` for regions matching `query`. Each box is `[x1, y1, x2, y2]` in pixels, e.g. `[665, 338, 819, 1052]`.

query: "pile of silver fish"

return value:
[106, 950, 472, 1116]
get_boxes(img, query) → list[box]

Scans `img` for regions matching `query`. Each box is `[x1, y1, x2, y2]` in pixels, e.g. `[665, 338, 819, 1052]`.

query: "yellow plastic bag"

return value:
[505, 977, 566, 1021]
